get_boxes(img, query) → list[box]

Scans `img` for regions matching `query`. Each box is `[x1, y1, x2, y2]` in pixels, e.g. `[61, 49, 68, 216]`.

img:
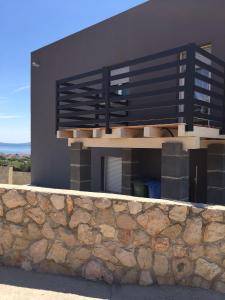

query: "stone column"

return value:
[122, 149, 139, 195]
[161, 143, 189, 201]
[207, 144, 225, 205]
[70, 142, 91, 191]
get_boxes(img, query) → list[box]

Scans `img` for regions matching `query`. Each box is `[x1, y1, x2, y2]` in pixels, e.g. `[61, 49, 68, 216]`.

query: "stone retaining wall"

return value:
[0, 184, 225, 294]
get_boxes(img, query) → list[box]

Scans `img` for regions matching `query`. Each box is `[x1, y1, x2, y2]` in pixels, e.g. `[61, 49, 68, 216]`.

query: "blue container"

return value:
[146, 180, 161, 199]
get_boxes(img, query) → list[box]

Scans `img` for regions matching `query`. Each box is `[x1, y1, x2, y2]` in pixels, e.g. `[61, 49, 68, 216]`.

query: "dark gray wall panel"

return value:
[31, 0, 225, 188]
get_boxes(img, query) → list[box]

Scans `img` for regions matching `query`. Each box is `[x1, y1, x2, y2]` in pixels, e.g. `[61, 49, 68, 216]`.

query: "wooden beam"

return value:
[58, 124, 225, 144]
[92, 128, 113, 138]
[57, 130, 73, 138]
[73, 129, 93, 138]
[93, 128, 103, 138]
[116, 127, 143, 138]
[144, 126, 161, 137]
[93, 127, 143, 138]
[178, 124, 222, 139]
[68, 136, 200, 150]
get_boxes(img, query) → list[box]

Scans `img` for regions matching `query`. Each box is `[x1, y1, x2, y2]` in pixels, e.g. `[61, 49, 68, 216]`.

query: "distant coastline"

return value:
[0, 143, 31, 156]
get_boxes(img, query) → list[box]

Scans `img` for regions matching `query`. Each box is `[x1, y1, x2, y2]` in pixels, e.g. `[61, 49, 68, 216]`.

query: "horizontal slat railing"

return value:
[56, 43, 225, 134]
[192, 45, 225, 130]
[109, 60, 185, 82]
[109, 44, 188, 70]
[57, 68, 103, 84]
[195, 47, 225, 68]
[195, 73, 224, 90]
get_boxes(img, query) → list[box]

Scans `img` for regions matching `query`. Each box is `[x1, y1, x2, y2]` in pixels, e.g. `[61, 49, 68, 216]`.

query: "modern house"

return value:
[31, 0, 225, 205]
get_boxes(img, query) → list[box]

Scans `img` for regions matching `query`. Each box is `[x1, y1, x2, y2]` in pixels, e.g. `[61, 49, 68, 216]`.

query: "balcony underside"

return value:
[57, 123, 225, 150]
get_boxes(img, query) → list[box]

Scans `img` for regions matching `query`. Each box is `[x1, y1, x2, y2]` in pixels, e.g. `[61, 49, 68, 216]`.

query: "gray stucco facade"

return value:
[31, 0, 225, 195]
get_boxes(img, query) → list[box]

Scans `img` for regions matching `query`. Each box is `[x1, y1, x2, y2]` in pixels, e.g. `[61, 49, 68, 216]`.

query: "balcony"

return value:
[56, 43, 225, 145]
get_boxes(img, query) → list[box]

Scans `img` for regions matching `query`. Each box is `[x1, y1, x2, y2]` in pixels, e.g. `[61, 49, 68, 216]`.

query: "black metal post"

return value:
[103, 67, 112, 134]
[220, 65, 225, 134]
[55, 81, 59, 134]
[184, 43, 195, 131]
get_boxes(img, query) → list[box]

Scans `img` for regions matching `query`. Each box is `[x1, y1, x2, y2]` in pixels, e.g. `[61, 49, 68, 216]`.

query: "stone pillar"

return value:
[122, 149, 139, 195]
[161, 143, 189, 201]
[70, 142, 91, 191]
[207, 144, 225, 205]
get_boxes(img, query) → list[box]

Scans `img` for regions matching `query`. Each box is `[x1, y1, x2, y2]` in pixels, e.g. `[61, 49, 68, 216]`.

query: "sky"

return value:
[0, 0, 146, 143]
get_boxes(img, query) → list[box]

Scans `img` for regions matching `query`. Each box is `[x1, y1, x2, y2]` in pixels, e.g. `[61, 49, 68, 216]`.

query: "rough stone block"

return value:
[70, 142, 83, 150]
[70, 149, 91, 165]
[207, 155, 225, 170]
[162, 143, 186, 156]
[207, 171, 225, 188]
[207, 144, 225, 205]
[70, 144, 91, 192]
[161, 142, 189, 201]
[161, 178, 189, 200]
[207, 187, 225, 205]
[70, 180, 91, 191]
[162, 156, 189, 178]
[122, 186, 133, 196]
[70, 165, 91, 181]
[208, 144, 225, 155]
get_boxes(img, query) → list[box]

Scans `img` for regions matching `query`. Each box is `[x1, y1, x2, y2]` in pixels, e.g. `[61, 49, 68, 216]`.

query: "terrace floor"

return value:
[0, 266, 223, 300]
[58, 124, 225, 151]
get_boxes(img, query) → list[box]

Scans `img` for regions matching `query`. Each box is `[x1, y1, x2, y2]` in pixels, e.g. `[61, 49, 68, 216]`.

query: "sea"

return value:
[0, 143, 31, 155]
